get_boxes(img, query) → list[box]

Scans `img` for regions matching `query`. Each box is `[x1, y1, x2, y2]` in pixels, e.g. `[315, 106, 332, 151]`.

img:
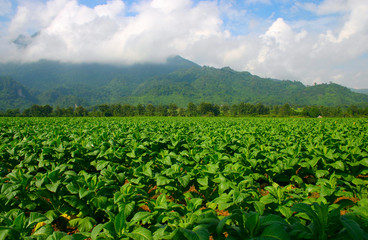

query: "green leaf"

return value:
[13, 212, 25, 231]
[125, 202, 136, 218]
[254, 202, 265, 216]
[155, 194, 168, 210]
[115, 211, 126, 235]
[358, 158, 368, 167]
[142, 163, 153, 178]
[156, 176, 171, 186]
[26, 212, 48, 228]
[32, 224, 54, 237]
[178, 175, 191, 188]
[78, 217, 97, 232]
[45, 180, 61, 193]
[127, 151, 136, 158]
[315, 170, 329, 178]
[197, 176, 208, 187]
[69, 217, 97, 232]
[130, 212, 152, 225]
[261, 224, 290, 240]
[79, 188, 93, 199]
[340, 215, 366, 240]
[179, 228, 209, 240]
[245, 212, 260, 236]
[95, 160, 110, 171]
[216, 215, 233, 235]
[91, 223, 106, 240]
[291, 203, 326, 239]
[330, 161, 345, 171]
[46, 231, 72, 240]
[127, 227, 152, 240]
[279, 206, 293, 219]
[66, 182, 79, 194]
[0, 229, 10, 240]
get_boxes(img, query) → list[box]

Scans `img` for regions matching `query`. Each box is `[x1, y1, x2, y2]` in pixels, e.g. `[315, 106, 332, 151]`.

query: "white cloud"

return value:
[0, 0, 368, 88]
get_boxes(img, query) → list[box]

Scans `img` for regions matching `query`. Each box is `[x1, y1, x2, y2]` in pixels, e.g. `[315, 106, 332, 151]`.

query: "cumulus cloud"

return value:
[0, 0, 368, 88]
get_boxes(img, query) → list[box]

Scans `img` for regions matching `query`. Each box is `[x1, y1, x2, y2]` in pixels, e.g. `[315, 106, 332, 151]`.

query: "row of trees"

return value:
[1, 103, 368, 117]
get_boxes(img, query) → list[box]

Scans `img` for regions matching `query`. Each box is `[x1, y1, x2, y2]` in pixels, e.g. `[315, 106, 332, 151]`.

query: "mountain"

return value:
[352, 88, 368, 95]
[0, 56, 367, 109]
[0, 76, 37, 111]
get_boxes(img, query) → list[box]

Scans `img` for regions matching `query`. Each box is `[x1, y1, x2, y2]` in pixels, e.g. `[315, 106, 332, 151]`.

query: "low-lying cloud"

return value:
[1, 0, 367, 88]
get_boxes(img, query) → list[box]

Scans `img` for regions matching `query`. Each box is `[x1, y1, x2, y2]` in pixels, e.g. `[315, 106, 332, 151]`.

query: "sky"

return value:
[0, 0, 367, 88]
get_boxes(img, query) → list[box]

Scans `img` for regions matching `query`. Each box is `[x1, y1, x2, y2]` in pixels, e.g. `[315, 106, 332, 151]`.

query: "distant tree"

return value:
[122, 104, 135, 116]
[302, 106, 321, 118]
[156, 105, 168, 116]
[98, 104, 112, 117]
[220, 104, 230, 116]
[230, 104, 239, 116]
[74, 106, 88, 117]
[111, 104, 123, 116]
[347, 105, 359, 116]
[271, 105, 280, 116]
[64, 107, 74, 117]
[198, 102, 220, 116]
[137, 104, 145, 116]
[168, 104, 178, 116]
[54, 106, 63, 117]
[255, 103, 269, 115]
[187, 102, 198, 116]
[280, 103, 292, 116]
[42, 105, 53, 117]
[146, 104, 155, 116]
[178, 108, 186, 116]
[22, 108, 31, 117]
[5, 108, 20, 117]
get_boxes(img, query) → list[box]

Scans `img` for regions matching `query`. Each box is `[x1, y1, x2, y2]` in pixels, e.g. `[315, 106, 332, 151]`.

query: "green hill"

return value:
[0, 56, 367, 109]
[0, 76, 37, 111]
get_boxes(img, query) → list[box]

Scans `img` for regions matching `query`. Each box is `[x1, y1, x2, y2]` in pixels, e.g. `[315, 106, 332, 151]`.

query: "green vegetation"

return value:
[2, 102, 368, 117]
[1, 57, 368, 110]
[1, 117, 367, 239]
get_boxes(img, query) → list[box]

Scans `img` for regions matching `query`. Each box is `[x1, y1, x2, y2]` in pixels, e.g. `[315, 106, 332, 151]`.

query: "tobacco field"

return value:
[0, 117, 368, 240]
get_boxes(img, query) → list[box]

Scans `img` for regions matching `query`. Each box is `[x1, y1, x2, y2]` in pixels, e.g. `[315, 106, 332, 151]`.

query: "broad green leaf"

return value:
[155, 194, 168, 210]
[130, 212, 152, 225]
[127, 227, 152, 240]
[216, 215, 233, 235]
[329, 161, 345, 171]
[91, 223, 106, 240]
[179, 175, 191, 188]
[0, 229, 10, 240]
[79, 188, 93, 199]
[45, 181, 61, 193]
[46, 231, 72, 240]
[261, 224, 290, 240]
[114, 211, 126, 235]
[197, 176, 208, 187]
[179, 228, 209, 240]
[156, 176, 171, 186]
[340, 215, 366, 240]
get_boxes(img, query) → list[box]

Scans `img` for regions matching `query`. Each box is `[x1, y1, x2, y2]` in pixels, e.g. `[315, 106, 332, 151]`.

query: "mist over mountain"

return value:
[0, 56, 367, 111]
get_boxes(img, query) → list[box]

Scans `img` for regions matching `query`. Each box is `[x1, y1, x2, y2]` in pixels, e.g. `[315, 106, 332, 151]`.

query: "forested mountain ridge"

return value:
[0, 56, 367, 110]
[0, 76, 38, 110]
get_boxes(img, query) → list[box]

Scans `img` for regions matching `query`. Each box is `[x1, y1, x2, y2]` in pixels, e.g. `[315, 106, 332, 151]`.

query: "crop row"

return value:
[0, 117, 367, 239]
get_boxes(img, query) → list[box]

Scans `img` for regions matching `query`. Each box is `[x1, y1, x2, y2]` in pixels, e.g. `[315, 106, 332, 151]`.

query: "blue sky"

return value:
[0, 0, 367, 88]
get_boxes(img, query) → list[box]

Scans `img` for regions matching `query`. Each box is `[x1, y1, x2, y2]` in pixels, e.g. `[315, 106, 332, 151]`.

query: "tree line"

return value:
[1, 102, 368, 117]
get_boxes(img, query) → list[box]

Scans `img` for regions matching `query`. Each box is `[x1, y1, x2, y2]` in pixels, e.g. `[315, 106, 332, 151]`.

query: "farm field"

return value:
[1, 117, 368, 240]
